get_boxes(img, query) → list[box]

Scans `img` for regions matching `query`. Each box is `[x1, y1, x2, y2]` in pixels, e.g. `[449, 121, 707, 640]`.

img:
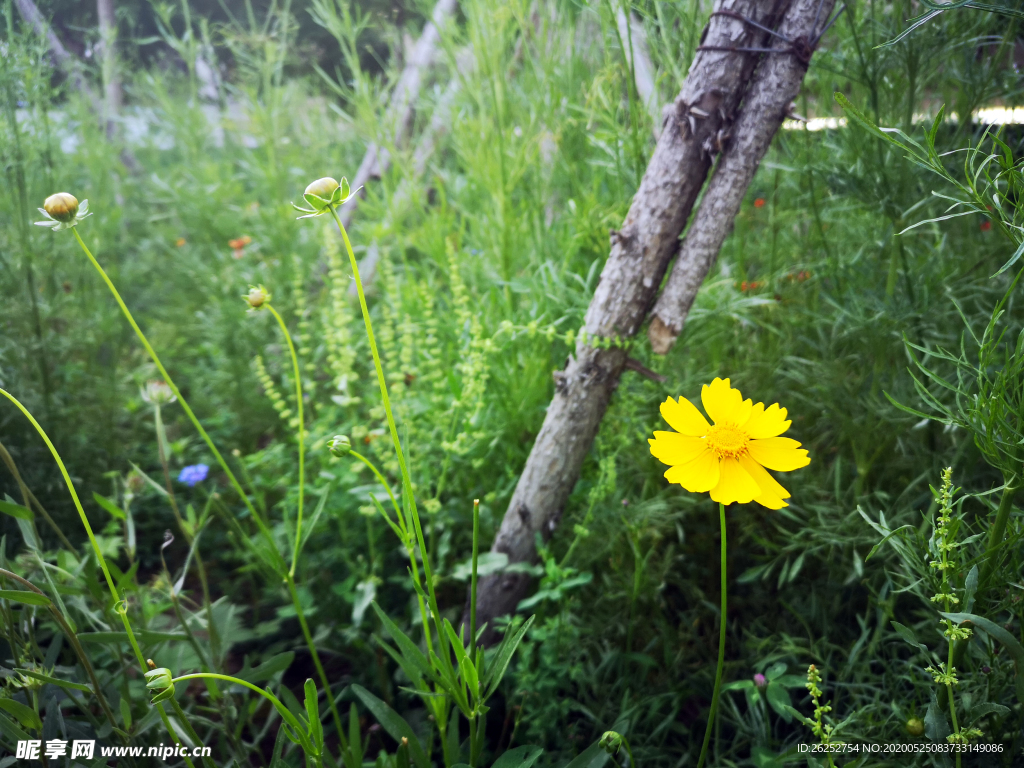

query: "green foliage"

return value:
[0, 0, 1023, 766]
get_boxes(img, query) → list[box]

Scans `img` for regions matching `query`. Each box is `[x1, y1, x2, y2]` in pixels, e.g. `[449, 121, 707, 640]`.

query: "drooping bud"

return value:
[906, 717, 924, 737]
[144, 666, 173, 699]
[598, 731, 624, 755]
[44, 193, 79, 222]
[244, 285, 271, 310]
[328, 435, 352, 457]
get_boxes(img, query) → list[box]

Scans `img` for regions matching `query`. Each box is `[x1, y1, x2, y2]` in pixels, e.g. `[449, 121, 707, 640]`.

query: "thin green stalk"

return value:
[154, 404, 189, 536]
[284, 573, 348, 756]
[328, 206, 448, 648]
[70, 228, 283, 574]
[266, 304, 305, 577]
[980, 481, 1016, 588]
[696, 502, 728, 768]
[0, 388, 198, 768]
[171, 671, 320, 765]
[470, 498, 480, 658]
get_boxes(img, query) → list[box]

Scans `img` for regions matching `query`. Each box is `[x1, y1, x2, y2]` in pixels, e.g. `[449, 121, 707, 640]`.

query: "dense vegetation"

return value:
[1, 0, 1023, 766]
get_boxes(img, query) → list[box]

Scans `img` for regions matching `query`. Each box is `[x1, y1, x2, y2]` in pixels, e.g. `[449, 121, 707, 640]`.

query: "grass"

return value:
[1, 0, 1023, 765]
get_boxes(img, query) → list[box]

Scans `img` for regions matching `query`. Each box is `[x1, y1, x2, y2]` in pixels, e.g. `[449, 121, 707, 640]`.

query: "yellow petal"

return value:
[660, 397, 711, 436]
[709, 457, 761, 505]
[743, 402, 791, 439]
[739, 454, 790, 509]
[649, 432, 707, 467]
[664, 448, 719, 493]
[747, 437, 810, 471]
[701, 377, 750, 425]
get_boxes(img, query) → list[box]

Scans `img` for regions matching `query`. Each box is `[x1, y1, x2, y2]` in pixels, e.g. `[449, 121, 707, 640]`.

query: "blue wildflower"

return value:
[177, 464, 209, 487]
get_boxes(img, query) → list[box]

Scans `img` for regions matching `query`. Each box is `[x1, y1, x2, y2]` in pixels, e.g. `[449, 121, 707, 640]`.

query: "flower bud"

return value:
[753, 673, 767, 690]
[598, 731, 624, 755]
[244, 284, 271, 310]
[144, 667, 172, 691]
[43, 192, 79, 222]
[305, 177, 339, 202]
[328, 435, 352, 457]
[906, 717, 924, 737]
[140, 379, 177, 406]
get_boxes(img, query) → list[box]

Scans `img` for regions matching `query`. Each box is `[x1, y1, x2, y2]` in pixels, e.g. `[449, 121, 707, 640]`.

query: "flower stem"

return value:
[0, 387, 198, 768]
[70, 228, 283, 573]
[470, 498, 480, 658]
[979, 480, 1016, 588]
[266, 304, 305, 577]
[696, 502, 728, 768]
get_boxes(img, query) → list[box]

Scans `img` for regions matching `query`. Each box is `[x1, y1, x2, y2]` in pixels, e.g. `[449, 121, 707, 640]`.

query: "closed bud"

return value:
[305, 177, 339, 202]
[328, 435, 352, 457]
[753, 673, 767, 690]
[44, 192, 79, 222]
[144, 667, 172, 691]
[244, 284, 271, 310]
[36, 192, 91, 231]
[599, 731, 623, 755]
[906, 717, 924, 737]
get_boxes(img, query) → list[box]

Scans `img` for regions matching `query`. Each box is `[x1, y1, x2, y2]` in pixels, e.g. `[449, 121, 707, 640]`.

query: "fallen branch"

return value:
[648, 0, 839, 353]
[473, 0, 791, 634]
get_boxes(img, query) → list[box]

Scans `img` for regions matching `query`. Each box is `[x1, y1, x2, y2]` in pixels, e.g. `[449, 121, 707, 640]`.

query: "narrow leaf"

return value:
[351, 685, 430, 768]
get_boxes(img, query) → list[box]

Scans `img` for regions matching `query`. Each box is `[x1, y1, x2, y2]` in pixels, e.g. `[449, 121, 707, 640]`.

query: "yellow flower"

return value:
[649, 377, 809, 509]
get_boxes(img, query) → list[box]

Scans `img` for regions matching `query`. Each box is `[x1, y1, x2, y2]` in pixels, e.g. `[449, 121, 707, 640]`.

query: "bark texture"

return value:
[473, 0, 791, 635]
[338, 0, 459, 230]
[648, 0, 837, 354]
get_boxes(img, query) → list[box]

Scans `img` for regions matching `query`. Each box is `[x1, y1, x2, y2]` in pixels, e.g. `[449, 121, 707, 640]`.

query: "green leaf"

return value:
[92, 492, 126, 520]
[483, 615, 535, 700]
[967, 702, 1009, 723]
[925, 693, 950, 741]
[766, 684, 793, 722]
[962, 565, 979, 613]
[443, 619, 479, 698]
[351, 685, 430, 768]
[0, 589, 51, 607]
[890, 621, 930, 656]
[492, 745, 544, 768]
[120, 697, 132, 729]
[0, 698, 42, 731]
[236, 652, 295, 684]
[13, 669, 90, 692]
[834, 92, 903, 149]
[940, 612, 1024, 701]
[865, 524, 915, 561]
[0, 500, 33, 521]
[304, 678, 323, 752]
[78, 630, 187, 645]
[560, 740, 606, 768]
[0, 712, 29, 743]
[370, 603, 438, 686]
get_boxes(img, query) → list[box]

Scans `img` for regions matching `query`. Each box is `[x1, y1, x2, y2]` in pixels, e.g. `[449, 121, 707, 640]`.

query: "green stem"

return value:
[70, 228, 284, 574]
[0, 387, 197, 768]
[171, 672, 314, 754]
[328, 205, 447, 659]
[284, 573, 348, 755]
[980, 481, 1016, 588]
[267, 304, 305, 577]
[470, 498, 480, 657]
[696, 502, 728, 768]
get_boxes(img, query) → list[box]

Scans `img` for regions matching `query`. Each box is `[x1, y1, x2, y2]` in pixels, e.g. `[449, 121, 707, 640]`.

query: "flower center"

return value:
[706, 424, 749, 460]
